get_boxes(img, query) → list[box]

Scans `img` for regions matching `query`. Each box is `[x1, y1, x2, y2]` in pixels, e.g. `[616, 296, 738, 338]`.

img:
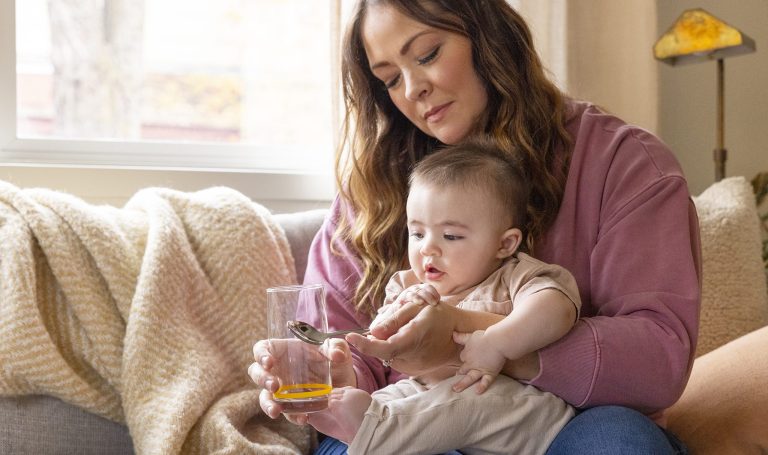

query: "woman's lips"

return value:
[424, 102, 452, 123]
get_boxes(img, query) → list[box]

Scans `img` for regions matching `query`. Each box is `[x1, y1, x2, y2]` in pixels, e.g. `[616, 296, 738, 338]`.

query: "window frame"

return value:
[0, 0, 336, 212]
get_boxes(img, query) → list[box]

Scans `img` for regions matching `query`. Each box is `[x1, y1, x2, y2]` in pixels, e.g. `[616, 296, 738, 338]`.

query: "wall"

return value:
[566, 0, 659, 134]
[657, 1, 768, 195]
[516, 0, 659, 134]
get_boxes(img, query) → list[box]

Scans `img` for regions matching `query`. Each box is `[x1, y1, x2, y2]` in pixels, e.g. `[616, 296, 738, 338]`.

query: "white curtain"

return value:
[510, 0, 659, 133]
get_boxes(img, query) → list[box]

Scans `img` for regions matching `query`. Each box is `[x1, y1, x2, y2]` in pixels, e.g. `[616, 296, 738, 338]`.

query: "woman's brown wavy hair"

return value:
[336, 0, 572, 317]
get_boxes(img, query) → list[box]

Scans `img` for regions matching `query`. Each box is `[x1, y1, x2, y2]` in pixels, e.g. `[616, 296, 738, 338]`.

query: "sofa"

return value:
[1, 177, 766, 454]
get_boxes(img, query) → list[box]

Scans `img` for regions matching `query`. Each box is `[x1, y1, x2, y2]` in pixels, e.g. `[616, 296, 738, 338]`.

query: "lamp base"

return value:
[714, 147, 727, 182]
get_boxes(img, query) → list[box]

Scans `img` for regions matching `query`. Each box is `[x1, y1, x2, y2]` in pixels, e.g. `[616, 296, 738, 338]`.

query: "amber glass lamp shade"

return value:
[654, 8, 755, 65]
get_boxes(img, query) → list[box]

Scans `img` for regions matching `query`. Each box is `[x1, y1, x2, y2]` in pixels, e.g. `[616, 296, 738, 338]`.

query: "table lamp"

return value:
[654, 8, 756, 181]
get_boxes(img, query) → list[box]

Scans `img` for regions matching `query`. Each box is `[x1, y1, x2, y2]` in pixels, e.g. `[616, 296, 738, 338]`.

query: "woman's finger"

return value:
[369, 300, 423, 340]
[259, 388, 285, 419]
[249, 339, 282, 390]
[322, 338, 351, 363]
[346, 332, 398, 360]
[452, 331, 470, 345]
[248, 362, 271, 390]
[248, 360, 280, 392]
[253, 339, 270, 359]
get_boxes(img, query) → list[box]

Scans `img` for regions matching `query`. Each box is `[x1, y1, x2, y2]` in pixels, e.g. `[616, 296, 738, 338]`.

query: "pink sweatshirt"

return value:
[298, 102, 701, 414]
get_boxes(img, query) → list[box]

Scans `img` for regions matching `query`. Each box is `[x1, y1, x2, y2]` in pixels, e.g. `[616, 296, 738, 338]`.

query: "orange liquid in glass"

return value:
[274, 383, 331, 413]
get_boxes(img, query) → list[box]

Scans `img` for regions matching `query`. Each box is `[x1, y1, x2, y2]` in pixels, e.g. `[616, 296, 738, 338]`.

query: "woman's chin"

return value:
[421, 125, 471, 146]
[434, 131, 464, 146]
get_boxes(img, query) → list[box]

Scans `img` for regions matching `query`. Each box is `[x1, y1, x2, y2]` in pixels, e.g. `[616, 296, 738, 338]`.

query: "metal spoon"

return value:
[287, 320, 369, 345]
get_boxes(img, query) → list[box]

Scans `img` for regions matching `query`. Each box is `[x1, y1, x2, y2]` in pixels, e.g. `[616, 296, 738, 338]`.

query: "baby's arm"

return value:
[453, 288, 576, 393]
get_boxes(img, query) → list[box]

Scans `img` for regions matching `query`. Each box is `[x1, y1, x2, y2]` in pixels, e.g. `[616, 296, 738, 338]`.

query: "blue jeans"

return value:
[313, 405, 687, 454]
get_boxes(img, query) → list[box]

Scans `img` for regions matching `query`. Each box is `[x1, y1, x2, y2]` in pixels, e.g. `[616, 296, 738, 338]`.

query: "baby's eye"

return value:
[443, 234, 463, 241]
[409, 232, 424, 240]
[417, 46, 440, 65]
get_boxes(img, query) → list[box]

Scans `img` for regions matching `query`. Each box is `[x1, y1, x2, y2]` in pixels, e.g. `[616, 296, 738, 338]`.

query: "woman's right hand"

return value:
[248, 337, 357, 425]
[347, 301, 461, 377]
[370, 284, 440, 333]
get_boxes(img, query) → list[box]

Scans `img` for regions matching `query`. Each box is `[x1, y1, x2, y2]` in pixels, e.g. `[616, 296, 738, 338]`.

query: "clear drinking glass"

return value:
[266, 284, 331, 413]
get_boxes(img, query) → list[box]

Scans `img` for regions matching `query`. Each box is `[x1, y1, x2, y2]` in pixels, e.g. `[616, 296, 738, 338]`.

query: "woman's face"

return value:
[361, 4, 488, 145]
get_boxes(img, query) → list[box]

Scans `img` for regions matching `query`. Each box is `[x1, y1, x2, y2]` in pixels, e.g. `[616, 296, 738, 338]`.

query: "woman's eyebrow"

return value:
[370, 30, 432, 71]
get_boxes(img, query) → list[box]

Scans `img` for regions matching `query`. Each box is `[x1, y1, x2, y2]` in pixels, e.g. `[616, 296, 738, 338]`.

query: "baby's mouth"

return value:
[425, 264, 444, 279]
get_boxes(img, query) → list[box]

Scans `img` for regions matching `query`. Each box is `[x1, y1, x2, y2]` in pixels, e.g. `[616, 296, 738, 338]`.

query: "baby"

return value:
[310, 137, 581, 455]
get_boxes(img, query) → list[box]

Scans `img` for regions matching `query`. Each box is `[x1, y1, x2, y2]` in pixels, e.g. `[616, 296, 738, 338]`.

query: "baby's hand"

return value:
[370, 284, 439, 332]
[452, 330, 506, 394]
[399, 284, 440, 307]
[369, 284, 439, 339]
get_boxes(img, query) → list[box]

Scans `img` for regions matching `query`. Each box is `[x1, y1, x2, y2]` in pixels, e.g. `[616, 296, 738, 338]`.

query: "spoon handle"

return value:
[326, 328, 370, 338]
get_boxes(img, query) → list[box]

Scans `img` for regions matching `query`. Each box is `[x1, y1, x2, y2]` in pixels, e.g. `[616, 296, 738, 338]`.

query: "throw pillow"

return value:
[692, 176, 768, 356]
[751, 172, 768, 285]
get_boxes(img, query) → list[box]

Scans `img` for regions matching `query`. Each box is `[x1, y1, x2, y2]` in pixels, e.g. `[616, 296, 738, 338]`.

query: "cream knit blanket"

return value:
[0, 181, 312, 454]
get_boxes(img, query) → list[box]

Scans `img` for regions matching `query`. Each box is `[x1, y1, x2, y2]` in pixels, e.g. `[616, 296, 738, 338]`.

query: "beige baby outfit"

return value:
[348, 253, 581, 455]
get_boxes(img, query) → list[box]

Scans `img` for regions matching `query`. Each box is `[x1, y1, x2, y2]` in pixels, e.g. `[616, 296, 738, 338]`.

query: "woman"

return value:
[249, 1, 699, 453]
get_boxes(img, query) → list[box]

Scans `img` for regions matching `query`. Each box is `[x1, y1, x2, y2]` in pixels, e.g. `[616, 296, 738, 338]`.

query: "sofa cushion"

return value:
[692, 176, 768, 356]
[274, 209, 327, 282]
[0, 395, 134, 454]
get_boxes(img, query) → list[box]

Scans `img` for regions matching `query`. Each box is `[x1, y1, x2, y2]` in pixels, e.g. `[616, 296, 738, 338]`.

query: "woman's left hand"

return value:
[346, 301, 460, 376]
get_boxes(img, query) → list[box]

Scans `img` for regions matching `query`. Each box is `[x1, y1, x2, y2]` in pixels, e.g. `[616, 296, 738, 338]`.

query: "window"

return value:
[1, 1, 354, 209]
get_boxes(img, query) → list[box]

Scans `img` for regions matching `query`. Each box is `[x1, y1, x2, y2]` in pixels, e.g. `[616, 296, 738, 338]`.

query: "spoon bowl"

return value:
[287, 320, 369, 345]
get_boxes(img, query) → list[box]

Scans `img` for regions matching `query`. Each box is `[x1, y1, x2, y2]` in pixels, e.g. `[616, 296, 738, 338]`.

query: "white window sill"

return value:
[0, 163, 334, 214]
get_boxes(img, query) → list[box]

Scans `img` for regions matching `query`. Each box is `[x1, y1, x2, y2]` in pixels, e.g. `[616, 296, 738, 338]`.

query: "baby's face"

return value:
[406, 181, 511, 297]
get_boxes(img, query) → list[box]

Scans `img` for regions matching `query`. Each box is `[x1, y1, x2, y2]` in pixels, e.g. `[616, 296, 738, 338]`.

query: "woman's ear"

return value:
[497, 227, 523, 259]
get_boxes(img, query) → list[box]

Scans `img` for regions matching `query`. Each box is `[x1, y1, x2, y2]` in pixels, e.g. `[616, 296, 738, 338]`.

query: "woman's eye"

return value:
[385, 74, 401, 89]
[410, 232, 423, 240]
[417, 46, 440, 65]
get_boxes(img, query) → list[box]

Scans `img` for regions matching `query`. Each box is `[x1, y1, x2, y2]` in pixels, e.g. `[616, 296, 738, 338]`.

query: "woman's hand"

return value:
[370, 284, 440, 335]
[248, 337, 357, 425]
[347, 301, 461, 377]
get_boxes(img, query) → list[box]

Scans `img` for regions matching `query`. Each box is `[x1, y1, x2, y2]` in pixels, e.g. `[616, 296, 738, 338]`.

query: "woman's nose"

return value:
[403, 70, 430, 101]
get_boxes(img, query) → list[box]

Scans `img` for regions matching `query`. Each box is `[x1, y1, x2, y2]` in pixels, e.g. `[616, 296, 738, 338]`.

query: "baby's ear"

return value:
[497, 228, 523, 259]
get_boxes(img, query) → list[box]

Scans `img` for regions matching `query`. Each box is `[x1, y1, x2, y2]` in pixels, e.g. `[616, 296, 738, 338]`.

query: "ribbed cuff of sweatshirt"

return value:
[528, 319, 599, 407]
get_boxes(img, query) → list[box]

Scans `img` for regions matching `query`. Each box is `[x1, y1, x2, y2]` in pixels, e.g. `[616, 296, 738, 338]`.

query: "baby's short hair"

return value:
[409, 136, 530, 230]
